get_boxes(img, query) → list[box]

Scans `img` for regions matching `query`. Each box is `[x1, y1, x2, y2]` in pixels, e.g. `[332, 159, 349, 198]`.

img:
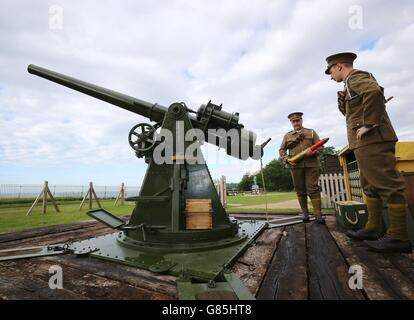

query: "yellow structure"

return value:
[395, 142, 414, 172]
[338, 145, 352, 201]
[338, 141, 414, 201]
[338, 142, 414, 244]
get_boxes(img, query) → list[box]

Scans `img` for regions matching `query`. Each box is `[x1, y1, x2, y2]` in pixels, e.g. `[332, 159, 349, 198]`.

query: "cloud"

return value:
[1, 0, 413, 184]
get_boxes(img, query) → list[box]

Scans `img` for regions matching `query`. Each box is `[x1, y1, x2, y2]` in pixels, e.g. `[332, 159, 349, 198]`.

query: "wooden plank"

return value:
[26, 186, 44, 216]
[186, 213, 212, 230]
[256, 224, 308, 300]
[320, 173, 348, 208]
[232, 228, 282, 296]
[91, 187, 102, 208]
[89, 182, 93, 209]
[34, 258, 171, 300]
[320, 175, 328, 208]
[340, 174, 345, 200]
[340, 174, 347, 201]
[306, 220, 364, 300]
[0, 224, 113, 250]
[328, 173, 335, 208]
[326, 217, 414, 299]
[387, 255, 414, 284]
[0, 219, 177, 299]
[0, 257, 172, 300]
[0, 220, 100, 243]
[42, 254, 177, 298]
[334, 173, 340, 202]
[186, 198, 212, 230]
[0, 217, 129, 244]
[0, 261, 87, 300]
[186, 201, 212, 212]
[42, 182, 47, 214]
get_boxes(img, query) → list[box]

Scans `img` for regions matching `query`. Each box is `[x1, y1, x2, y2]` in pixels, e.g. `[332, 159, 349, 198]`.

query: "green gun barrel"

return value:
[28, 64, 167, 122]
[28, 64, 262, 160]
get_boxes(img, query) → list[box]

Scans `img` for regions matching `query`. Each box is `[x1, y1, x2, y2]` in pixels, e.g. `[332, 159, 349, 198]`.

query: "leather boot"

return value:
[386, 203, 409, 241]
[298, 196, 309, 221]
[310, 198, 325, 224]
[346, 196, 384, 241]
[364, 236, 412, 253]
[346, 228, 381, 241]
[364, 196, 384, 233]
[363, 204, 412, 253]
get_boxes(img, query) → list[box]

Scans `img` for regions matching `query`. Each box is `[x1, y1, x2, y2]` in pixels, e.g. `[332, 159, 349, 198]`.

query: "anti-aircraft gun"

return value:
[0, 65, 311, 299]
[27, 64, 265, 244]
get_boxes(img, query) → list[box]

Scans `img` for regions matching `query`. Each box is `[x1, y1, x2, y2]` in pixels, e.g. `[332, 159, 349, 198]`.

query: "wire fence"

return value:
[0, 184, 140, 199]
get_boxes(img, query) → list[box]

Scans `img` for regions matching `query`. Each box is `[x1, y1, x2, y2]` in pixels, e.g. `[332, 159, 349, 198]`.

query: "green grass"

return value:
[226, 192, 297, 206]
[0, 197, 84, 206]
[226, 191, 334, 214]
[0, 192, 334, 234]
[226, 207, 335, 214]
[0, 199, 133, 234]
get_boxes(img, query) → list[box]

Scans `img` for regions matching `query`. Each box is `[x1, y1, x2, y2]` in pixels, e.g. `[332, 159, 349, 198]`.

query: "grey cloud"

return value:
[1, 0, 413, 182]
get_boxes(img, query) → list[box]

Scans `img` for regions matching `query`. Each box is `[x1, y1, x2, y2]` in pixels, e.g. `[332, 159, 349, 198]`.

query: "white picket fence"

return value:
[319, 173, 347, 208]
[214, 176, 227, 208]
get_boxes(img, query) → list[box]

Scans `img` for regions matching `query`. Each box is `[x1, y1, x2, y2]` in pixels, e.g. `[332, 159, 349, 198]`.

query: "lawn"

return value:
[226, 192, 297, 206]
[0, 192, 333, 234]
[0, 199, 133, 234]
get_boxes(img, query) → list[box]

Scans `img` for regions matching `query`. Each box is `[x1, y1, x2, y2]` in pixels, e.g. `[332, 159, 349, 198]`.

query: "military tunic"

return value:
[343, 69, 406, 203]
[279, 128, 322, 199]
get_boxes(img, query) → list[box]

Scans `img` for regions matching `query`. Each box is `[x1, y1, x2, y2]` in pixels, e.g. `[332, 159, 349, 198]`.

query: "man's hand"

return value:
[287, 159, 297, 166]
[337, 90, 346, 115]
[356, 126, 374, 141]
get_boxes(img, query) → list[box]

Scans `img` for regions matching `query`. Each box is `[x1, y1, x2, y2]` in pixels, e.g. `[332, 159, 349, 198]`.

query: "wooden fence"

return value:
[319, 173, 347, 208]
[214, 176, 227, 208]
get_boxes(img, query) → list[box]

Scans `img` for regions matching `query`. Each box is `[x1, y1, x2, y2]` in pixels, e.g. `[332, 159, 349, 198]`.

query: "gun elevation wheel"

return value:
[128, 123, 157, 152]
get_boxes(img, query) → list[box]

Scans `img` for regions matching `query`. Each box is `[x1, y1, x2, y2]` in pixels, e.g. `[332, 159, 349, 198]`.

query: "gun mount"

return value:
[0, 64, 312, 299]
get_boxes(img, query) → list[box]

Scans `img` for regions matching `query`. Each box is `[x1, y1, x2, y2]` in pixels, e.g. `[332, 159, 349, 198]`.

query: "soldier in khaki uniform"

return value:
[279, 112, 325, 224]
[325, 52, 411, 253]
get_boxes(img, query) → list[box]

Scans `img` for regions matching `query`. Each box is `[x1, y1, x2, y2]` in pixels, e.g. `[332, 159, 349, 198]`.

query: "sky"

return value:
[0, 0, 413, 186]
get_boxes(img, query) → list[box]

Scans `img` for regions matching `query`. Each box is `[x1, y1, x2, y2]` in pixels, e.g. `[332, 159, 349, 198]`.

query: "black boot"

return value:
[315, 216, 325, 224]
[364, 236, 412, 253]
[346, 229, 381, 241]
[300, 214, 310, 222]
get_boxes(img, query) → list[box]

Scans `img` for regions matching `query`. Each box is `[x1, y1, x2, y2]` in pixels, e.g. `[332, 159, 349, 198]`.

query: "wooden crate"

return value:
[185, 199, 212, 230]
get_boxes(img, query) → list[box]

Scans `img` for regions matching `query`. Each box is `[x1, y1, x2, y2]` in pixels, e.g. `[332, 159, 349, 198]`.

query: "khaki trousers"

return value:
[354, 142, 406, 204]
[290, 167, 321, 199]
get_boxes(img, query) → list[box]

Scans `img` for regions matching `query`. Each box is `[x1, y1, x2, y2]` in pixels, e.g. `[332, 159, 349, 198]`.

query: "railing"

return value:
[319, 173, 347, 208]
[0, 184, 140, 200]
[214, 176, 227, 208]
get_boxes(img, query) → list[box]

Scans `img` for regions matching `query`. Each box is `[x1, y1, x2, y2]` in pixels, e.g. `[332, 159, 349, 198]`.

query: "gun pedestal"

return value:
[0, 65, 298, 299]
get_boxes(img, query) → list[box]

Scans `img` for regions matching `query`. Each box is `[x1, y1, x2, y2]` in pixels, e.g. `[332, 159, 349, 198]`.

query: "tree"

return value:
[238, 174, 254, 191]
[238, 159, 294, 192]
[260, 159, 294, 191]
[238, 145, 340, 192]
[319, 145, 339, 174]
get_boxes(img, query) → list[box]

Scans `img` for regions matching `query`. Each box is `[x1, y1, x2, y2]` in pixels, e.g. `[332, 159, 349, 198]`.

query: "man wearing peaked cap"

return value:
[325, 52, 357, 75]
[325, 52, 411, 253]
[287, 112, 303, 120]
[279, 112, 325, 224]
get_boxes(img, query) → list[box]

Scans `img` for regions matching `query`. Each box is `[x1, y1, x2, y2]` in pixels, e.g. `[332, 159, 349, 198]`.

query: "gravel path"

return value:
[240, 198, 301, 209]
